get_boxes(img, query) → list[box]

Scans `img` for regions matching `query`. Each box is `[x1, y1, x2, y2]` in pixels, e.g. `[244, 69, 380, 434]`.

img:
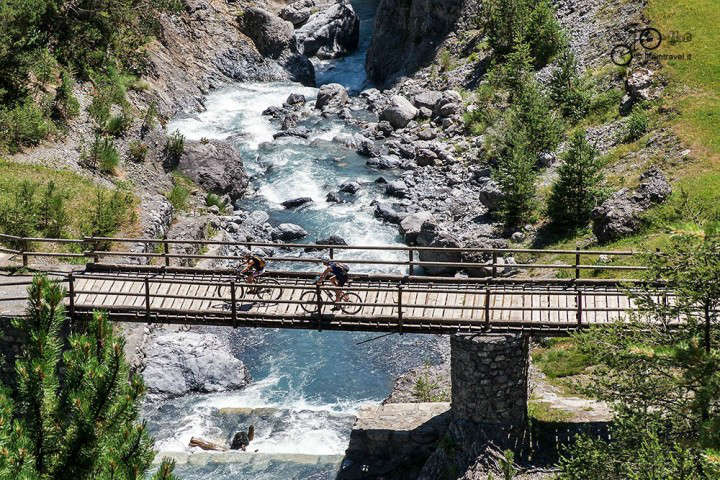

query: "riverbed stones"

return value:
[338, 181, 361, 194]
[286, 93, 306, 105]
[385, 180, 409, 198]
[295, 1, 360, 59]
[380, 95, 418, 129]
[374, 202, 403, 224]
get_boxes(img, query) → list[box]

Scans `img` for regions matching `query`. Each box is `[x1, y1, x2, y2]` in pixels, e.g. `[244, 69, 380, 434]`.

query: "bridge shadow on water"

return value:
[334, 410, 610, 480]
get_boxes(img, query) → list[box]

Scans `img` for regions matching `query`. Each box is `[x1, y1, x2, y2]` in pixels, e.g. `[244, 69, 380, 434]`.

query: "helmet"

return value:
[319, 255, 330, 265]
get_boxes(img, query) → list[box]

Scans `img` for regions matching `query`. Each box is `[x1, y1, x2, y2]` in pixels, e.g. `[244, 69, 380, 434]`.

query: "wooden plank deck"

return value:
[65, 271, 659, 334]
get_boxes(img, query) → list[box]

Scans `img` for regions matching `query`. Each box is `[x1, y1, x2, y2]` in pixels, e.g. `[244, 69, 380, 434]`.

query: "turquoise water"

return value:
[149, 2, 448, 477]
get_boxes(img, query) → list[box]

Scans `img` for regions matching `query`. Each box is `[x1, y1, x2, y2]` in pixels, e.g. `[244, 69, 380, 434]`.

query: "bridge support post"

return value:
[451, 333, 529, 428]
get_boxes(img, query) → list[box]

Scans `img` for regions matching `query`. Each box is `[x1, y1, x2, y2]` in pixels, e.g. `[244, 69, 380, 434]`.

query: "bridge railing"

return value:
[1, 233, 649, 280]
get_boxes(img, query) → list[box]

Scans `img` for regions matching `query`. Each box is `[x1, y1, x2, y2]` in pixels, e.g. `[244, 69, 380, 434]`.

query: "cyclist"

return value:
[316, 256, 350, 310]
[237, 251, 267, 293]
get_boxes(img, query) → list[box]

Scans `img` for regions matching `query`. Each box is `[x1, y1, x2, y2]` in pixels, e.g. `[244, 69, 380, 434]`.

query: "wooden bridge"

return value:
[0, 234, 676, 334]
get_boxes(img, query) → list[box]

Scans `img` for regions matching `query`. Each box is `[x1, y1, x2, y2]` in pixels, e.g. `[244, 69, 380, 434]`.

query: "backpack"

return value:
[334, 262, 350, 274]
[251, 255, 266, 269]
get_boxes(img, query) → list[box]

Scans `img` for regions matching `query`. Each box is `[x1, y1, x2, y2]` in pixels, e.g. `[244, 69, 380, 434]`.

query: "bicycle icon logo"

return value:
[611, 27, 662, 66]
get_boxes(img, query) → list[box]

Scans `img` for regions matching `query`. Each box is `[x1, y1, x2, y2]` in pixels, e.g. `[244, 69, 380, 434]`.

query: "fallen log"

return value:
[189, 437, 227, 451]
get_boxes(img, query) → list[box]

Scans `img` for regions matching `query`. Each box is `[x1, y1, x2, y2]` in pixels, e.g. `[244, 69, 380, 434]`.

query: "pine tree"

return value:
[495, 132, 537, 228]
[0, 275, 178, 480]
[511, 78, 562, 157]
[547, 130, 605, 231]
[558, 234, 720, 478]
[549, 50, 591, 120]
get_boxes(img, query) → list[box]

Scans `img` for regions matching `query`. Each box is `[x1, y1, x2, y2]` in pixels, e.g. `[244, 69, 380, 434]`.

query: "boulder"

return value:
[385, 180, 409, 198]
[279, 0, 332, 26]
[367, 155, 401, 169]
[416, 148, 438, 166]
[355, 135, 380, 157]
[295, 2, 360, 59]
[326, 191, 342, 203]
[399, 212, 436, 244]
[177, 139, 249, 201]
[315, 83, 349, 110]
[437, 102, 461, 117]
[374, 202, 403, 224]
[286, 93, 306, 105]
[272, 223, 309, 240]
[413, 91, 443, 110]
[339, 181, 361, 194]
[143, 332, 251, 399]
[416, 222, 461, 275]
[281, 197, 313, 208]
[273, 126, 311, 139]
[238, 7, 315, 85]
[592, 167, 671, 243]
[380, 95, 418, 129]
[247, 210, 270, 225]
[477, 179, 503, 210]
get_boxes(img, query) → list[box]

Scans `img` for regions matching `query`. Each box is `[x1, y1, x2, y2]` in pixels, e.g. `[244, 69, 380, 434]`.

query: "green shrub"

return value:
[0, 180, 68, 247]
[167, 185, 189, 211]
[439, 49, 453, 72]
[81, 135, 120, 174]
[547, 130, 607, 231]
[164, 130, 185, 168]
[84, 189, 134, 238]
[510, 79, 562, 156]
[205, 193, 227, 213]
[488, 42, 533, 95]
[588, 87, 624, 121]
[525, 0, 566, 67]
[550, 50, 592, 120]
[128, 140, 149, 162]
[624, 107, 649, 142]
[52, 70, 80, 121]
[0, 99, 53, 152]
[105, 112, 132, 136]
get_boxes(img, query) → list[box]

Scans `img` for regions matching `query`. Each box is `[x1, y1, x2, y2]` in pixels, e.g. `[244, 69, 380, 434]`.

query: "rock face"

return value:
[592, 167, 671, 243]
[295, 1, 360, 59]
[238, 7, 315, 85]
[143, 332, 251, 399]
[365, 0, 463, 84]
[380, 95, 418, 129]
[177, 139, 249, 200]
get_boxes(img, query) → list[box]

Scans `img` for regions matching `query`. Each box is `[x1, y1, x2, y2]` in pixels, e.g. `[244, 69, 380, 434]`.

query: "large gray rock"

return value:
[477, 179, 503, 210]
[592, 167, 671, 243]
[413, 91, 443, 111]
[374, 202, 403, 224]
[399, 212, 436, 245]
[272, 223, 309, 241]
[279, 0, 333, 26]
[238, 7, 315, 84]
[177, 140, 249, 200]
[380, 95, 418, 129]
[295, 1, 360, 59]
[416, 221, 461, 275]
[143, 332, 251, 399]
[315, 83, 349, 110]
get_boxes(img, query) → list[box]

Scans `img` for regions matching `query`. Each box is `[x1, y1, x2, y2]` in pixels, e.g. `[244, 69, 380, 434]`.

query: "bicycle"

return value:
[215, 273, 283, 302]
[299, 279, 363, 315]
[610, 26, 662, 66]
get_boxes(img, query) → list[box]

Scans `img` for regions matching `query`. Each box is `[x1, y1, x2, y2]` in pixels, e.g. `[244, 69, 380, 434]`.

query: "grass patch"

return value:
[413, 373, 450, 402]
[532, 338, 593, 379]
[0, 158, 138, 248]
[528, 397, 573, 422]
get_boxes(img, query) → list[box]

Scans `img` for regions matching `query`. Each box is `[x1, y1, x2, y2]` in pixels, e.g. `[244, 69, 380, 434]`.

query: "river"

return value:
[145, 1, 447, 477]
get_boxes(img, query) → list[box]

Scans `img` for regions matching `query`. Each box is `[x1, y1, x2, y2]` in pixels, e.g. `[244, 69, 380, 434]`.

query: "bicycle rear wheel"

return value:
[300, 290, 320, 313]
[340, 292, 362, 315]
[255, 278, 282, 302]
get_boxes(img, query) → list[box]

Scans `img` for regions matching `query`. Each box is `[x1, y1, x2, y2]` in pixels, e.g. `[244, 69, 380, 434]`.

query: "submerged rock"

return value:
[281, 197, 313, 208]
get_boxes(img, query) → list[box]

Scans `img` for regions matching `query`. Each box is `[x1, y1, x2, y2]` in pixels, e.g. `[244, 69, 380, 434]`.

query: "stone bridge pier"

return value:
[450, 333, 530, 432]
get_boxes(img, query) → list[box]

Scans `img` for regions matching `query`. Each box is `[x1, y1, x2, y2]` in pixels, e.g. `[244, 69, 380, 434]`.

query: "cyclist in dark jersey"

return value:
[238, 252, 267, 291]
[317, 257, 350, 310]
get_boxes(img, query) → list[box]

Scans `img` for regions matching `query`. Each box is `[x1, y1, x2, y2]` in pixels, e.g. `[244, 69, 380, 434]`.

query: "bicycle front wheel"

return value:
[255, 278, 283, 302]
[610, 44, 632, 66]
[300, 290, 320, 313]
[339, 292, 363, 315]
